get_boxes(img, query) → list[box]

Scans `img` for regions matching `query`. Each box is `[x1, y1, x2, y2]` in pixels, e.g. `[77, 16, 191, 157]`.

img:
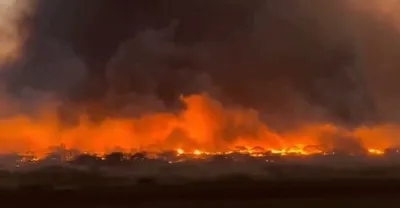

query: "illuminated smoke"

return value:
[0, 1, 399, 156]
[0, 93, 396, 156]
[0, 0, 32, 64]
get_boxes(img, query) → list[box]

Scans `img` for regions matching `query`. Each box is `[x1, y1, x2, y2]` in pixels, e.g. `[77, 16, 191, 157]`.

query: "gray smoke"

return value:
[4, 0, 400, 129]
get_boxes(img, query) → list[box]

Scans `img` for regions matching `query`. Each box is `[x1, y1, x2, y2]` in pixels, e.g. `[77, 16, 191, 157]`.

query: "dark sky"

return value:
[4, 0, 400, 130]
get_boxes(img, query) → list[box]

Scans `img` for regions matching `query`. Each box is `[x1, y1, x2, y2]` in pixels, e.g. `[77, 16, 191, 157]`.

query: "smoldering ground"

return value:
[2, 0, 400, 131]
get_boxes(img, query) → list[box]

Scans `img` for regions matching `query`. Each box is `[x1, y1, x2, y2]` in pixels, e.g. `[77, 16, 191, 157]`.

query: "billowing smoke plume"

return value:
[0, 0, 32, 63]
[0, 0, 400, 154]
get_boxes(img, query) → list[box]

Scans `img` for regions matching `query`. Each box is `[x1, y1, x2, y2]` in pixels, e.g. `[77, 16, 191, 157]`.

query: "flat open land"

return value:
[3, 178, 400, 207]
[3, 154, 400, 207]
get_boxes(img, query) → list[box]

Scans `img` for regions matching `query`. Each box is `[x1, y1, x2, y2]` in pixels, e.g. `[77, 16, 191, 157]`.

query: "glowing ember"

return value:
[368, 149, 384, 155]
[193, 150, 202, 155]
[176, 149, 185, 155]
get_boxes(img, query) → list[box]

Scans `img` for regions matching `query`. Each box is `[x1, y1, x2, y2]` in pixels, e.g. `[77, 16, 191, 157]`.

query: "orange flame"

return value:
[0, 93, 396, 158]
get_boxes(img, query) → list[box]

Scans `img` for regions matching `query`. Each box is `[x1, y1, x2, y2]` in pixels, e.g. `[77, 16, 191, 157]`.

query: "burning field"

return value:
[1, 1, 400, 206]
[0, 0, 400, 179]
[0, 93, 397, 160]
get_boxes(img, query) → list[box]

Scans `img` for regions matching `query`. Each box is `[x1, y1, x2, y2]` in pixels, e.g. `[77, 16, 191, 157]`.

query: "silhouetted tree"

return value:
[129, 152, 147, 162]
[70, 154, 101, 167]
[104, 152, 125, 166]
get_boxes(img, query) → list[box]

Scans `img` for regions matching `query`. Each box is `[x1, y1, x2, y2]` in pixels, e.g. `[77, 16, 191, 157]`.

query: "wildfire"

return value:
[176, 149, 185, 155]
[1, 0, 399, 162]
[193, 150, 203, 156]
[368, 149, 384, 155]
[0, 94, 396, 158]
[171, 146, 385, 158]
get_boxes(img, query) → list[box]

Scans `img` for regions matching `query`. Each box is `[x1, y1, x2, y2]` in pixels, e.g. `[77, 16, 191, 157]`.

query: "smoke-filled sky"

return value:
[2, 0, 400, 124]
[0, 0, 400, 154]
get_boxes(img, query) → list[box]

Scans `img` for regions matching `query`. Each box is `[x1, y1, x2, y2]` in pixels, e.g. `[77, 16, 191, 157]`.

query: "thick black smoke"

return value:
[5, 0, 400, 129]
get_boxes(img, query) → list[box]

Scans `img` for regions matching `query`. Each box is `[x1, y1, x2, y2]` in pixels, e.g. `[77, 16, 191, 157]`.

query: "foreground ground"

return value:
[2, 154, 400, 207]
[3, 178, 400, 207]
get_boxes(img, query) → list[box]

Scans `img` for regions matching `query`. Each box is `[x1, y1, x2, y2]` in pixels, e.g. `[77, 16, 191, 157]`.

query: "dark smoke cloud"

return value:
[5, 0, 400, 129]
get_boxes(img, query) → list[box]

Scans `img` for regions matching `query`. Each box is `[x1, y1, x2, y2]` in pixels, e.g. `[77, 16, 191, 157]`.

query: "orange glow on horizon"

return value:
[0, 94, 396, 158]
